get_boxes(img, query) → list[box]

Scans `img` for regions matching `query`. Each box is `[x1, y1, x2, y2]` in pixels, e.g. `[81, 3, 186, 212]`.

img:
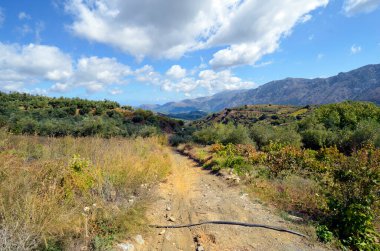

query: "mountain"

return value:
[146, 64, 380, 113]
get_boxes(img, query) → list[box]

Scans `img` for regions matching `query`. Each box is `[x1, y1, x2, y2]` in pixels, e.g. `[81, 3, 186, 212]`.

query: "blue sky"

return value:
[0, 0, 379, 105]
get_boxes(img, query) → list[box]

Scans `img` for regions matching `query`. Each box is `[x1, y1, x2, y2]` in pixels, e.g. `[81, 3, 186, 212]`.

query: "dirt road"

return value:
[141, 151, 329, 251]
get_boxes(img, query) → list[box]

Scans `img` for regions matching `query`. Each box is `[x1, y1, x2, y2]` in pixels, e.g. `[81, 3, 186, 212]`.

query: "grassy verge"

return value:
[0, 130, 171, 250]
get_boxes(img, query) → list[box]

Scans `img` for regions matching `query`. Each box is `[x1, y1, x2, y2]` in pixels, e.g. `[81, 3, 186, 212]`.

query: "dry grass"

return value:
[0, 130, 171, 250]
[247, 175, 325, 217]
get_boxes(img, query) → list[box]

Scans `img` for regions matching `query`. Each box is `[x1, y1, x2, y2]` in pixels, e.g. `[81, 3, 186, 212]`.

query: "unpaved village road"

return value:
[141, 152, 331, 251]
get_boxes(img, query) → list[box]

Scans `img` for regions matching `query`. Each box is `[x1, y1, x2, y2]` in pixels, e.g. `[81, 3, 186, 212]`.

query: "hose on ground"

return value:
[149, 220, 307, 238]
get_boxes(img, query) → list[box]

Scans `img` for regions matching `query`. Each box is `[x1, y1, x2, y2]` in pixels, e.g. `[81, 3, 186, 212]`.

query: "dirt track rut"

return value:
[141, 151, 329, 251]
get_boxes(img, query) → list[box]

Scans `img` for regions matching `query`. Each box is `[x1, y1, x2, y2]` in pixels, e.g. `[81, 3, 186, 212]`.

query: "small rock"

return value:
[168, 216, 176, 222]
[134, 235, 145, 245]
[159, 230, 166, 235]
[197, 245, 205, 251]
[128, 199, 134, 203]
[117, 243, 135, 251]
[166, 206, 171, 211]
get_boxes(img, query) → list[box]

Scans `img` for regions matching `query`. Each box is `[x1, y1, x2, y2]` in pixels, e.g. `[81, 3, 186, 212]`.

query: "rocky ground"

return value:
[118, 151, 333, 251]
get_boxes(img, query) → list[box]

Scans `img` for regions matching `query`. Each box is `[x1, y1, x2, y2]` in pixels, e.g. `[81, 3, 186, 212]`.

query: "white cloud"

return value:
[162, 69, 255, 93]
[166, 65, 187, 79]
[54, 56, 132, 93]
[343, 0, 380, 16]
[0, 42, 255, 96]
[197, 69, 255, 91]
[0, 43, 73, 88]
[208, 0, 328, 68]
[350, 44, 362, 54]
[0, 42, 134, 94]
[65, 0, 328, 68]
[0, 7, 5, 27]
[134, 65, 161, 84]
[75, 56, 131, 84]
[18, 12, 31, 20]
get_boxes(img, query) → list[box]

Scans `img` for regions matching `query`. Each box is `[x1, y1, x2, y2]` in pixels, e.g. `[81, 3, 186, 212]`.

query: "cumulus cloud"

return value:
[51, 56, 132, 93]
[74, 56, 131, 90]
[0, 43, 72, 87]
[0, 42, 254, 96]
[134, 63, 254, 94]
[65, 0, 328, 68]
[350, 44, 362, 54]
[0, 42, 133, 94]
[166, 65, 187, 79]
[343, 0, 380, 16]
[162, 69, 255, 93]
[134, 65, 161, 84]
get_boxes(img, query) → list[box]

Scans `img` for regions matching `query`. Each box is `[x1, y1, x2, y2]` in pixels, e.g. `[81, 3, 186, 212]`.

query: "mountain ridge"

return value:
[144, 63, 380, 113]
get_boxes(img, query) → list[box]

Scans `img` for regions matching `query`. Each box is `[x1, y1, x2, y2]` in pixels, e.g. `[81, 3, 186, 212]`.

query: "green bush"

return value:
[316, 225, 333, 243]
[250, 124, 302, 149]
[193, 123, 251, 145]
[346, 119, 380, 151]
[320, 146, 380, 250]
[298, 101, 380, 152]
[301, 128, 330, 150]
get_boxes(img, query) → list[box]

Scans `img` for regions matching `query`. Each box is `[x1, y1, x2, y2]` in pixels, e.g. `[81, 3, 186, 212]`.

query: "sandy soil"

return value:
[139, 151, 331, 251]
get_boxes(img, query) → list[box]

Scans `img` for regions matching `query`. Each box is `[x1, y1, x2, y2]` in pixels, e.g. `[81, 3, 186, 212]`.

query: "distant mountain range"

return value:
[142, 63, 380, 114]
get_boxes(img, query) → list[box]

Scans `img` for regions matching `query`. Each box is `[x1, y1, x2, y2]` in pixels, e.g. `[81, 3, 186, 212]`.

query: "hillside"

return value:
[147, 63, 380, 113]
[0, 92, 182, 137]
[191, 104, 314, 128]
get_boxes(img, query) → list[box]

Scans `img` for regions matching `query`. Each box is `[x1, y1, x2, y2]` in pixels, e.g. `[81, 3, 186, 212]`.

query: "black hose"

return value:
[149, 220, 307, 238]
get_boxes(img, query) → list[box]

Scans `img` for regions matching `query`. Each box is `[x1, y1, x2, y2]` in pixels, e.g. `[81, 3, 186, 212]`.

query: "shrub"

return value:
[193, 123, 251, 145]
[346, 119, 380, 151]
[321, 146, 380, 249]
[250, 125, 302, 149]
[136, 125, 159, 138]
[301, 128, 330, 150]
[316, 225, 333, 243]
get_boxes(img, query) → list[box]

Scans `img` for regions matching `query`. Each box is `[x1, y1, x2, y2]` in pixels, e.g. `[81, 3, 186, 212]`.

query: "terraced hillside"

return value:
[191, 104, 314, 127]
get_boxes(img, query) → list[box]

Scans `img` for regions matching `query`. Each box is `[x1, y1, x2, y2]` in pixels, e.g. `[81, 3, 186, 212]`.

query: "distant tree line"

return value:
[0, 92, 183, 137]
